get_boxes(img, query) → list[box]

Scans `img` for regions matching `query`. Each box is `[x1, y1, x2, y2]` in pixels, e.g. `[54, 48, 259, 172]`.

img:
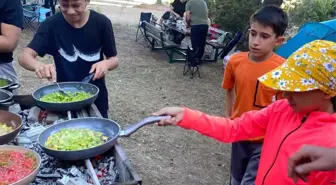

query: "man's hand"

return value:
[89, 60, 110, 80]
[89, 57, 119, 80]
[288, 145, 336, 183]
[34, 63, 56, 82]
[152, 107, 185, 126]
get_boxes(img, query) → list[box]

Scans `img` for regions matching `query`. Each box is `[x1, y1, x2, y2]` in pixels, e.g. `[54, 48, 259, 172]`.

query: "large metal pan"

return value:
[0, 75, 20, 91]
[0, 110, 22, 144]
[0, 145, 41, 185]
[32, 82, 99, 112]
[37, 116, 169, 160]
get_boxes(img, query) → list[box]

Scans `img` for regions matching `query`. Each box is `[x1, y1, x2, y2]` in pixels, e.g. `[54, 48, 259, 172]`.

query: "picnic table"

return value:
[143, 21, 186, 63]
[162, 20, 189, 45]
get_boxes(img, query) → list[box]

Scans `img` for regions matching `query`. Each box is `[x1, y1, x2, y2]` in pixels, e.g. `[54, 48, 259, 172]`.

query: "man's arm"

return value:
[90, 17, 119, 80]
[222, 60, 235, 117]
[18, 48, 56, 81]
[168, 4, 180, 18]
[105, 56, 119, 71]
[18, 20, 56, 82]
[18, 48, 43, 71]
[0, 24, 21, 52]
[170, 10, 181, 18]
[185, 11, 191, 26]
[0, 0, 23, 52]
[225, 88, 235, 116]
[18, 20, 49, 72]
[185, 2, 191, 26]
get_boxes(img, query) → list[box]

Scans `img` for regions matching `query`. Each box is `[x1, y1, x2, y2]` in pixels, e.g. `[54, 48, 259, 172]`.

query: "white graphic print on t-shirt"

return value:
[58, 45, 101, 62]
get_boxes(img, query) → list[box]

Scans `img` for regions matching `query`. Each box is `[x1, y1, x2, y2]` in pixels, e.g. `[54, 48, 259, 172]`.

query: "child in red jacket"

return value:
[154, 40, 336, 185]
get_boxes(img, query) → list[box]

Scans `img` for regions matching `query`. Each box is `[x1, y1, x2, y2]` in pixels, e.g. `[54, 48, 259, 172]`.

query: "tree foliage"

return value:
[289, 0, 336, 27]
[207, 0, 335, 51]
[208, 0, 261, 32]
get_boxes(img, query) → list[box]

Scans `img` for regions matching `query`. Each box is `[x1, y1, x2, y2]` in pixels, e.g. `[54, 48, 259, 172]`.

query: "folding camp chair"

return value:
[220, 31, 243, 59]
[22, 4, 41, 32]
[22, 3, 51, 33]
[135, 12, 153, 42]
[183, 46, 201, 79]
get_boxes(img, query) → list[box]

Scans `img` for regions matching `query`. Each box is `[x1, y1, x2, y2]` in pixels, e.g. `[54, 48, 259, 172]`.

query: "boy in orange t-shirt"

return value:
[222, 6, 288, 185]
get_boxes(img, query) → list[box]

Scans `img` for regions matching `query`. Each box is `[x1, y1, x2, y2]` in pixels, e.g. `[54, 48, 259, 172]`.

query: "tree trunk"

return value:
[156, 0, 162, 5]
[263, 0, 283, 6]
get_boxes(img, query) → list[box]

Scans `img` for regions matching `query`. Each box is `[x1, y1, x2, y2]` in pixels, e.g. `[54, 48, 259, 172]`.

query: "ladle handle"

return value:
[119, 116, 170, 137]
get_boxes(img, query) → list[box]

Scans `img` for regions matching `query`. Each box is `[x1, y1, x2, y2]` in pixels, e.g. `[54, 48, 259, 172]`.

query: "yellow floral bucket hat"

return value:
[258, 40, 336, 96]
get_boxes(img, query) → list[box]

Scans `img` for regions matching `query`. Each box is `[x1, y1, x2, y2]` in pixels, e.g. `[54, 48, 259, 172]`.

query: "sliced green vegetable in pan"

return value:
[45, 128, 108, 151]
[40, 91, 92, 103]
[0, 79, 8, 88]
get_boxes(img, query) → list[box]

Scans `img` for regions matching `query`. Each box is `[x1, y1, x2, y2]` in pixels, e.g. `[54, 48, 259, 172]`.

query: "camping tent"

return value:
[276, 19, 336, 59]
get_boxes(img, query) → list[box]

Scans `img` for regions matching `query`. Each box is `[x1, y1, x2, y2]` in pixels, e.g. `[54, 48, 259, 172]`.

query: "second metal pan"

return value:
[37, 116, 168, 160]
[32, 82, 99, 112]
[0, 75, 20, 91]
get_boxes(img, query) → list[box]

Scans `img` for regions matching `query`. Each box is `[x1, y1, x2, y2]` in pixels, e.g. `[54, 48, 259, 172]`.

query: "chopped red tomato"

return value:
[0, 151, 36, 185]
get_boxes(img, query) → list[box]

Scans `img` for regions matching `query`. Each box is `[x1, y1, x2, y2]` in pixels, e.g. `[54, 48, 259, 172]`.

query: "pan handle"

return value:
[7, 83, 20, 90]
[81, 73, 95, 83]
[0, 100, 14, 107]
[119, 115, 170, 137]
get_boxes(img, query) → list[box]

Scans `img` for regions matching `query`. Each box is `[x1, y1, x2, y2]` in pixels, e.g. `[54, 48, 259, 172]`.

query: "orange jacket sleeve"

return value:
[177, 104, 274, 143]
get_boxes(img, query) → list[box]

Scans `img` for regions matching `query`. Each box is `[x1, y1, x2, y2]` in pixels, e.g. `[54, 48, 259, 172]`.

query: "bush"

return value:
[289, 0, 336, 27]
[208, 0, 262, 33]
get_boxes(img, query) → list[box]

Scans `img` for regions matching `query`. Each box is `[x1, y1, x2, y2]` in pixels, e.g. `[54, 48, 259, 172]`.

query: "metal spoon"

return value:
[54, 74, 94, 97]
[55, 82, 70, 97]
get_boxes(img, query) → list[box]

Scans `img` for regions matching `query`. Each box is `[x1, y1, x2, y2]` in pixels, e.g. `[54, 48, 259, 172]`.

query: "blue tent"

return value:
[276, 19, 336, 59]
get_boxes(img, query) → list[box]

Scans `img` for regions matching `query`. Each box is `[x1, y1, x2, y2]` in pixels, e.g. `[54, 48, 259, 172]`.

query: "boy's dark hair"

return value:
[250, 5, 288, 36]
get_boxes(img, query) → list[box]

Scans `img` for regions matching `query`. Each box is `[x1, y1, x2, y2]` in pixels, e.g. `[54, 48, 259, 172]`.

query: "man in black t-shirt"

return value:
[0, 0, 23, 85]
[18, 0, 119, 118]
[159, 0, 186, 24]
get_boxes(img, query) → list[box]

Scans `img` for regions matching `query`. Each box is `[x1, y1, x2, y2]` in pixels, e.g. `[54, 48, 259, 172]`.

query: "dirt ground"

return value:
[13, 8, 231, 185]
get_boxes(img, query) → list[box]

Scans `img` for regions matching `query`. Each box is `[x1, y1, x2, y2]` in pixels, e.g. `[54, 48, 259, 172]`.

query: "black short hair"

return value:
[250, 5, 288, 36]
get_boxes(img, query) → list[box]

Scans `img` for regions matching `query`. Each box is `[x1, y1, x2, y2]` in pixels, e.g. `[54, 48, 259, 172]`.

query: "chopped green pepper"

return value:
[45, 128, 108, 151]
[0, 79, 8, 88]
[40, 91, 92, 103]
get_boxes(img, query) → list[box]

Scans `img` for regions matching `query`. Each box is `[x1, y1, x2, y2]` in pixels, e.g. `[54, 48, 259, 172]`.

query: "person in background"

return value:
[44, 0, 56, 15]
[153, 40, 336, 185]
[0, 0, 23, 85]
[18, 0, 119, 118]
[222, 6, 288, 185]
[158, 0, 187, 45]
[158, 0, 186, 25]
[288, 145, 336, 183]
[184, 0, 209, 62]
